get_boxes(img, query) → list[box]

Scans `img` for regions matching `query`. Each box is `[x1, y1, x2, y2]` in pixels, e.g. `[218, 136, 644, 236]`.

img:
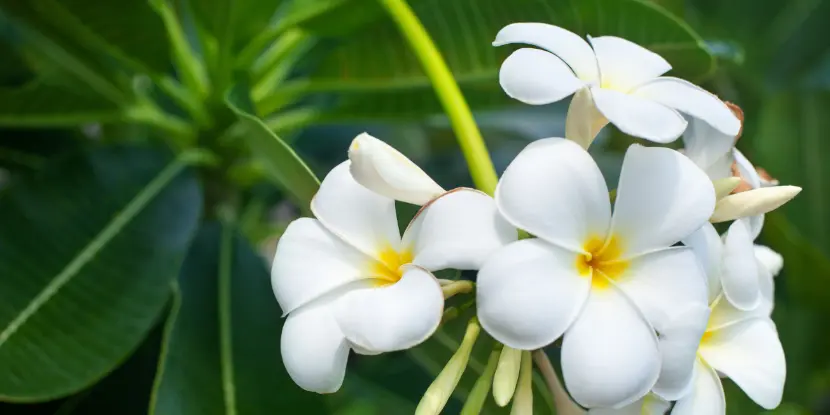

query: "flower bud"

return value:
[415, 319, 480, 415]
[712, 177, 742, 200]
[493, 346, 522, 406]
[510, 351, 533, 415]
[711, 186, 801, 223]
[460, 349, 500, 415]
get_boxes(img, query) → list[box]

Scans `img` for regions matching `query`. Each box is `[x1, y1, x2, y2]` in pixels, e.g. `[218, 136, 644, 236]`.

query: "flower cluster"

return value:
[270, 23, 800, 414]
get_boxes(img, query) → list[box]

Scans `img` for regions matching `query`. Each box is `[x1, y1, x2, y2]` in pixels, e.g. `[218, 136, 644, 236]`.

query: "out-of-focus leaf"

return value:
[294, 0, 713, 120]
[0, 83, 123, 126]
[0, 146, 202, 401]
[284, 0, 386, 37]
[0, 128, 82, 172]
[0, 0, 170, 75]
[149, 223, 330, 415]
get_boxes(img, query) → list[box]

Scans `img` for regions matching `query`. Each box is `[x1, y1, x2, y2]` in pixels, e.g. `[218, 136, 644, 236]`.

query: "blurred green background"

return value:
[0, 0, 828, 414]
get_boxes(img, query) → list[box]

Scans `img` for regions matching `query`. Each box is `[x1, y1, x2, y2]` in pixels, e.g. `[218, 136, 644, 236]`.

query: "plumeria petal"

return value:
[671, 359, 726, 415]
[633, 77, 741, 136]
[755, 244, 784, 277]
[610, 145, 716, 257]
[722, 219, 762, 310]
[281, 301, 350, 393]
[477, 239, 591, 350]
[334, 265, 443, 353]
[272, 218, 373, 314]
[403, 188, 517, 271]
[615, 247, 708, 332]
[495, 138, 611, 251]
[590, 394, 670, 415]
[565, 87, 609, 149]
[591, 87, 687, 143]
[348, 133, 445, 205]
[493, 22, 599, 81]
[681, 223, 723, 303]
[699, 318, 786, 409]
[311, 161, 401, 257]
[681, 117, 735, 180]
[707, 295, 768, 332]
[653, 304, 710, 400]
[588, 36, 671, 92]
[733, 149, 765, 238]
[499, 48, 584, 105]
[561, 286, 660, 408]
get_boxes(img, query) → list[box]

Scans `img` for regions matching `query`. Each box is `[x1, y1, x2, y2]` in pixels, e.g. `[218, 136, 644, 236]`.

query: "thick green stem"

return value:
[377, 0, 498, 195]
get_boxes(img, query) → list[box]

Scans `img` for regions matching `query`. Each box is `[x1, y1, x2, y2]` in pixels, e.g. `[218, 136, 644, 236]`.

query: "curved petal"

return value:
[722, 219, 761, 311]
[681, 223, 723, 303]
[610, 145, 716, 257]
[281, 301, 350, 393]
[633, 77, 741, 136]
[591, 87, 687, 143]
[670, 359, 726, 415]
[403, 188, 516, 271]
[588, 36, 670, 92]
[334, 265, 443, 352]
[565, 87, 609, 149]
[493, 22, 599, 81]
[495, 138, 611, 251]
[615, 247, 708, 333]
[699, 318, 786, 409]
[477, 239, 591, 350]
[590, 394, 669, 415]
[653, 304, 710, 401]
[561, 286, 660, 408]
[348, 133, 445, 205]
[312, 161, 401, 258]
[755, 244, 784, 277]
[272, 218, 373, 314]
[681, 117, 735, 180]
[707, 295, 768, 332]
[733, 149, 764, 238]
[499, 48, 584, 105]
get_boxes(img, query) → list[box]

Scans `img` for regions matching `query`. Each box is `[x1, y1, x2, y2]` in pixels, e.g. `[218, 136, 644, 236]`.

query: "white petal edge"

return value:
[591, 87, 687, 143]
[633, 77, 740, 136]
[348, 132, 445, 205]
[721, 219, 762, 310]
[565, 87, 609, 149]
[334, 265, 443, 353]
[493, 22, 599, 81]
[311, 161, 402, 258]
[495, 138, 611, 252]
[733, 149, 765, 238]
[615, 247, 709, 333]
[755, 244, 784, 277]
[670, 359, 726, 415]
[699, 318, 786, 409]
[477, 239, 591, 350]
[281, 301, 350, 393]
[653, 304, 710, 401]
[610, 145, 716, 257]
[403, 188, 517, 271]
[272, 218, 373, 314]
[681, 223, 724, 304]
[499, 48, 584, 105]
[681, 116, 735, 179]
[590, 394, 670, 415]
[588, 36, 671, 92]
[561, 286, 660, 408]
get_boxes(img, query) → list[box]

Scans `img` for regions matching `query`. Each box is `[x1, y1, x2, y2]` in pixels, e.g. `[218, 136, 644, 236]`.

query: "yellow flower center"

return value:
[576, 235, 629, 289]
[371, 245, 413, 286]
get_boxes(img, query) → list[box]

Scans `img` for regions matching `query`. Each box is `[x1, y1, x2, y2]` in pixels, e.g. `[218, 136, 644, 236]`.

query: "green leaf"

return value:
[0, 0, 171, 75]
[228, 98, 320, 209]
[0, 146, 202, 401]
[149, 223, 330, 415]
[295, 0, 713, 120]
[0, 82, 123, 126]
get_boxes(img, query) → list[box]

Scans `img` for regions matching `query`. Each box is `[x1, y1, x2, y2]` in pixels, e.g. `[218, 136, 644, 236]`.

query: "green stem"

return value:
[377, 0, 497, 194]
[126, 102, 194, 145]
[152, 0, 210, 99]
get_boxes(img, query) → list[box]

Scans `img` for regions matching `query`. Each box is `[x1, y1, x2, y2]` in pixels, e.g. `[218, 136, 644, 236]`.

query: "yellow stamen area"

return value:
[700, 330, 716, 344]
[575, 235, 629, 290]
[371, 245, 413, 286]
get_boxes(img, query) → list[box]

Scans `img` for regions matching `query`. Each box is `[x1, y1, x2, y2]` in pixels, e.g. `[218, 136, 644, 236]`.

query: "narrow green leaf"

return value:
[0, 146, 202, 401]
[149, 223, 330, 414]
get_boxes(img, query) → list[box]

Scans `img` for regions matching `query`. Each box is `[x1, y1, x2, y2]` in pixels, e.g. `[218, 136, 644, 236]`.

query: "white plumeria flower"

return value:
[670, 294, 786, 414]
[493, 23, 740, 146]
[590, 394, 670, 415]
[273, 160, 516, 393]
[476, 138, 712, 408]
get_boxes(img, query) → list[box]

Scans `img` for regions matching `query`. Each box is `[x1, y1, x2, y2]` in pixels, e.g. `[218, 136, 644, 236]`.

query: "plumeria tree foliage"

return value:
[0, 0, 825, 414]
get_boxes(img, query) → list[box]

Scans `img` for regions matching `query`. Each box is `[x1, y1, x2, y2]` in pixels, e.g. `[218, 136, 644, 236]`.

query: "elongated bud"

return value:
[415, 318, 481, 415]
[460, 349, 501, 415]
[565, 87, 609, 149]
[711, 186, 801, 223]
[532, 350, 585, 415]
[493, 346, 522, 406]
[348, 133, 445, 205]
[510, 351, 533, 415]
[712, 177, 742, 200]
